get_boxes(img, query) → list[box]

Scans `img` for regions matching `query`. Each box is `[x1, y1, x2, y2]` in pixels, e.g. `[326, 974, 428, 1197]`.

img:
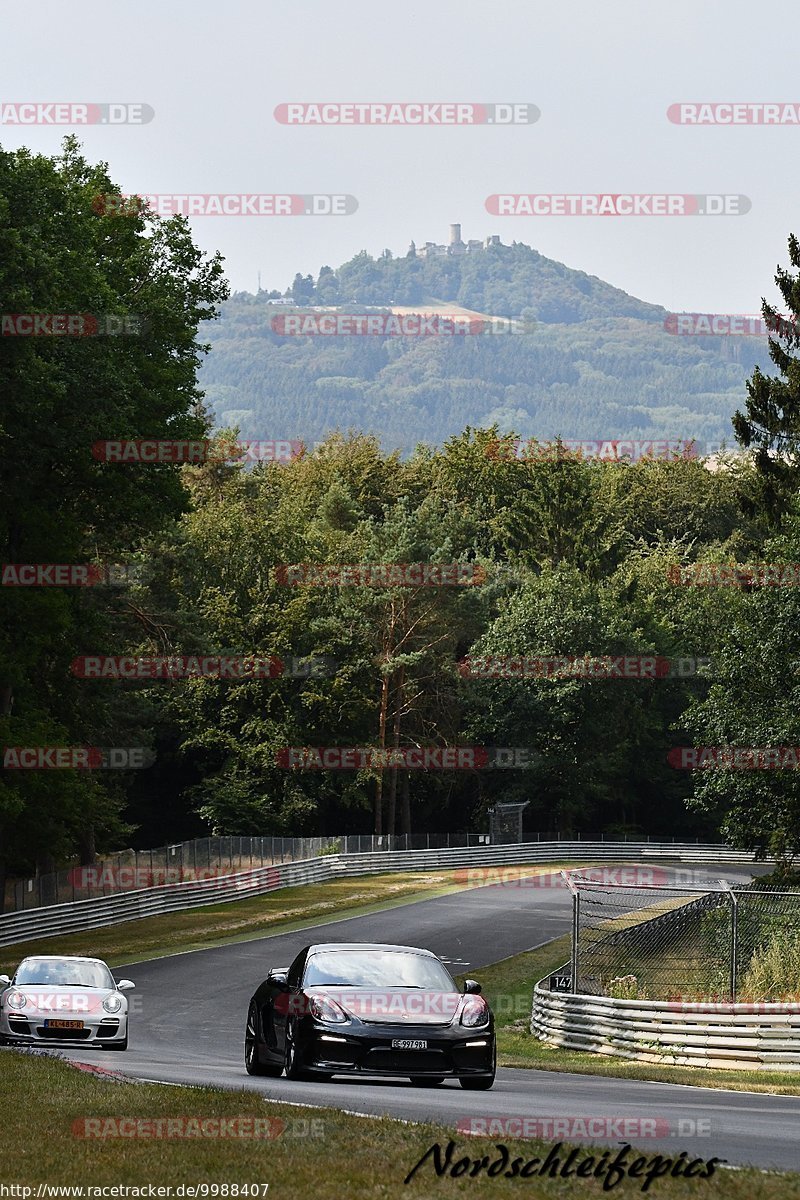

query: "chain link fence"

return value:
[5, 830, 712, 914]
[7, 831, 493, 912]
[566, 877, 800, 1002]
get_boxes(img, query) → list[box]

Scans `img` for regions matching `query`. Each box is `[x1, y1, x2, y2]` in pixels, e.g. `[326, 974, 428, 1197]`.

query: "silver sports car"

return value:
[0, 955, 134, 1050]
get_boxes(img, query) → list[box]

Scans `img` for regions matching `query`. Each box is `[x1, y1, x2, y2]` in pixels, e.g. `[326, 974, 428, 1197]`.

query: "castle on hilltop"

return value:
[408, 224, 501, 259]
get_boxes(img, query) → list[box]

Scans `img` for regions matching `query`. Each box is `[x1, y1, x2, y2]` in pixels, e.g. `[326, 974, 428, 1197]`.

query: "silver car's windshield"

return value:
[14, 960, 114, 988]
[303, 950, 456, 990]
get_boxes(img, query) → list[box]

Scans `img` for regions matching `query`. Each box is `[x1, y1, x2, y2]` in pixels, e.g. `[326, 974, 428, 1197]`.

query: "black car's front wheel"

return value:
[284, 1022, 331, 1082]
[245, 1002, 281, 1077]
[284, 1022, 312, 1080]
[459, 1044, 496, 1090]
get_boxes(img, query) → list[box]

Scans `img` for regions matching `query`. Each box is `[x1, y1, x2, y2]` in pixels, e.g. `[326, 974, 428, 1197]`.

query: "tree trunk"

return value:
[35, 853, 57, 907]
[401, 772, 411, 838]
[78, 825, 96, 866]
[386, 666, 404, 837]
[374, 671, 389, 835]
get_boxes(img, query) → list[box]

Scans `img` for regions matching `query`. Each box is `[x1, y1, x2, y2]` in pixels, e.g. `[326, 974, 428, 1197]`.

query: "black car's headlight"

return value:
[309, 995, 348, 1024]
[460, 997, 490, 1028]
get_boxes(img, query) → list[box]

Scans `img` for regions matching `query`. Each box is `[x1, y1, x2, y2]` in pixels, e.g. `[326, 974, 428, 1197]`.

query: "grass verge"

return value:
[1, 1049, 796, 1197]
[459, 937, 800, 1096]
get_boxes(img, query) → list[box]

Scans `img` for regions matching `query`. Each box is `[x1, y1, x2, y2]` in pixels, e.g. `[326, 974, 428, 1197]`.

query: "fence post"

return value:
[719, 879, 738, 1001]
[562, 871, 580, 994]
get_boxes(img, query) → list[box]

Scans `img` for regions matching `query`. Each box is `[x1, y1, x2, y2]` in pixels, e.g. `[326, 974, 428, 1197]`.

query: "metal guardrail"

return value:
[8, 830, 714, 913]
[0, 841, 761, 949]
[531, 982, 800, 1070]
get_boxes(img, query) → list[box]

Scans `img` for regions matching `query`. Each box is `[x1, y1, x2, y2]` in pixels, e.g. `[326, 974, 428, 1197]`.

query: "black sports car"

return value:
[244, 942, 495, 1089]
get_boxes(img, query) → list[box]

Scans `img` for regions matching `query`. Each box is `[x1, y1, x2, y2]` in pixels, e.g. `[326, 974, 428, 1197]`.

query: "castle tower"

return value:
[449, 223, 463, 245]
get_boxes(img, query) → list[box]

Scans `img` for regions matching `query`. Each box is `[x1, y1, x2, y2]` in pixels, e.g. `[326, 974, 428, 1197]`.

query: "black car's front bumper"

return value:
[296, 1019, 494, 1077]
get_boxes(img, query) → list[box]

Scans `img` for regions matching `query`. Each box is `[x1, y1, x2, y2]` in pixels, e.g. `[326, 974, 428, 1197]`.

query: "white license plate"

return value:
[392, 1039, 427, 1050]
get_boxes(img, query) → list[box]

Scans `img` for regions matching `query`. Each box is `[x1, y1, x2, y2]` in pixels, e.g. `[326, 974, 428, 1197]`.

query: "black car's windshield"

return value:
[15, 960, 114, 988]
[303, 950, 456, 990]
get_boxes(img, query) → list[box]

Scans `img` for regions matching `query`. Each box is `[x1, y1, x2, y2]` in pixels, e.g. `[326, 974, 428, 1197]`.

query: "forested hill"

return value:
[270, 240, 665, 321]
[198, 239, 772, 453]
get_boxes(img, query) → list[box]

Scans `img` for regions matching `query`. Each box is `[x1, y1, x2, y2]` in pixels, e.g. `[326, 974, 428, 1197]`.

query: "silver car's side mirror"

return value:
[464, 979, 482, 995]
[116, 980, 136, 990]
[0, 975, 10, 987]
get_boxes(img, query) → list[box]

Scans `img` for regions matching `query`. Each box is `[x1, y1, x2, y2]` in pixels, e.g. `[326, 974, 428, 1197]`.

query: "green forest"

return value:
[4, 140, 800, 897]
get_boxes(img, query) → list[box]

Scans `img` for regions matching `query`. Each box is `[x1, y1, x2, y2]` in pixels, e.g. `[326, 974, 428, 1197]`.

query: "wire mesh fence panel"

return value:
[571, 882, 800, 1002]
[574, 883, 732, 1000]
[734, 888, 800, 1000]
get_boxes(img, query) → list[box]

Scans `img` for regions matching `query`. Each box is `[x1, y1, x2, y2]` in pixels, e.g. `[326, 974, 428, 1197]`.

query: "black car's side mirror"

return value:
[464, 979, 482, 995]
[268, 970, 289, 990]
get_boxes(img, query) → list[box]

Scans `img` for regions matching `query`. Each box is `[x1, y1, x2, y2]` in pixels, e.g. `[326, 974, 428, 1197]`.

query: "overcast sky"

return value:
[3, 0, 798, 313]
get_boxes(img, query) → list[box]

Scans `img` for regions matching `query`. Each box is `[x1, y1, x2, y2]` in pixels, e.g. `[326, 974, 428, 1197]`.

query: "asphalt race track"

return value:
[17, 862, 800, 1174]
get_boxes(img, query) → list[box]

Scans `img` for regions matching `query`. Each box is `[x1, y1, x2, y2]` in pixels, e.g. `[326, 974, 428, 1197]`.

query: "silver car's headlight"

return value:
[6, 991, 27, 1010]
[103, 993, 123, 1013]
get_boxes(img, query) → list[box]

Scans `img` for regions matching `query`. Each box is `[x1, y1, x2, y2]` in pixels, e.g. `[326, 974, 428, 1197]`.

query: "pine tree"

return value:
[733, 234, 800, 522]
